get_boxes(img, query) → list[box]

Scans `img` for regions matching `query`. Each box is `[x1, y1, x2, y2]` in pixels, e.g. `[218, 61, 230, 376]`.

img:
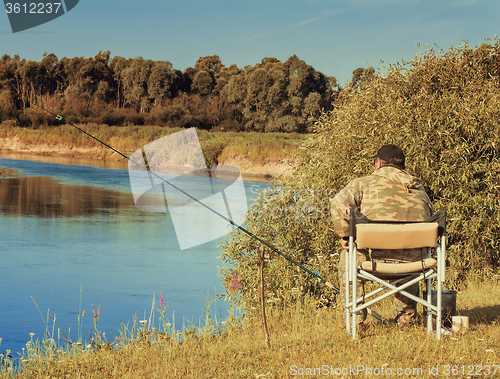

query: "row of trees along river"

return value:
[0, 52, 372, 133]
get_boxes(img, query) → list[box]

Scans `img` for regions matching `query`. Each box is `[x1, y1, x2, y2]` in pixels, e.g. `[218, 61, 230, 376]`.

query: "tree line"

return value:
[0, 52, 346, 133]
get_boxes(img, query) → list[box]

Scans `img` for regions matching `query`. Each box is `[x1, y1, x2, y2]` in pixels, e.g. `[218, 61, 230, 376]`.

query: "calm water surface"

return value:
[0, 155, 268, 356]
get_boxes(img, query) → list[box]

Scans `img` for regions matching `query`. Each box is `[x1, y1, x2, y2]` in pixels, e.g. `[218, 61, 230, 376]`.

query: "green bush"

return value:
[200, 137, 226, 166]
[219, 39, 500, 312]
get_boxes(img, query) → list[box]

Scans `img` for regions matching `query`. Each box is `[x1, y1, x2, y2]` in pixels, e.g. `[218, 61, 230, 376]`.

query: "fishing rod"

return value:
[29, 103, 349, 304]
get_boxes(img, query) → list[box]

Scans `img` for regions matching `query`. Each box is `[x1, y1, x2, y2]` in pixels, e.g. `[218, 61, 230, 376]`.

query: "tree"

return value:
[192, 70, 214, 96]
[220, 72, 247, 128]
[351, 66, 375, 88]
[244, 68, 273, 130]
[194, 55, 224, 77]
[122, 57, 154, 112]
[39, 53, 58, 95]
[109, 56, 130, 108]
[0, 89, 14, 122]
[148, 61, 174, 106]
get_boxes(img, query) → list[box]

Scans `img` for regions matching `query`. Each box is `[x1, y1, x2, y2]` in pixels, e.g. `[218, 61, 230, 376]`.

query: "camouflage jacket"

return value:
[330, 166, 433, 259]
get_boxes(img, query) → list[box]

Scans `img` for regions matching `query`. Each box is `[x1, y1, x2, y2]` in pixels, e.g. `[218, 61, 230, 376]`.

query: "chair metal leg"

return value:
[345, 247, 351, 334]
[435, 238, 446, 340]
[426, 276, 432, 334]
[425, 248, 432, 334]
[436, 261, 442, 339]
[351, 244, 358, 338]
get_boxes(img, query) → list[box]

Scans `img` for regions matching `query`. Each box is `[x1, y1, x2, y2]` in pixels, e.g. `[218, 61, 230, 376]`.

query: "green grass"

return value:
[1, 278, 499, 378]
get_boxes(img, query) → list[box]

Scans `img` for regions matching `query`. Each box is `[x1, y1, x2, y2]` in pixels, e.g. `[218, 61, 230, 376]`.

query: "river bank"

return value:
[2, 278, 499, 378]
[0, 135, 293, 181]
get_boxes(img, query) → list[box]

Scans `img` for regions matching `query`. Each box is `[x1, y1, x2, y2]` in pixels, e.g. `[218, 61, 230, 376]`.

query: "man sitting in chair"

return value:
[330, 144, 433, 326]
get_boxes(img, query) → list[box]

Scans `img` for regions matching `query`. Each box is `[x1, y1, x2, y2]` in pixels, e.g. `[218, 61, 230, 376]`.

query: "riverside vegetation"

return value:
[0, 280, 499, 378]
[0, 121, 305, 168]
[2, 39, 500, 377]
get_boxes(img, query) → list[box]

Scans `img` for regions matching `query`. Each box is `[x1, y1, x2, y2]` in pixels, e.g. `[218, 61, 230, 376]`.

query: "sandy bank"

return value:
[0, 136, 291, 180]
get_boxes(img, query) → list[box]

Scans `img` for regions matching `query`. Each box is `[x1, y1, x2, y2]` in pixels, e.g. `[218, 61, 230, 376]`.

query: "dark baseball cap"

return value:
[372, 144, 405, 166]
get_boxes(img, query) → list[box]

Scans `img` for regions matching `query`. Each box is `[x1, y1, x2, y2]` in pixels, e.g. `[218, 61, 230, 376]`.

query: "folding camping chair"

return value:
[345, 209, 447, 339]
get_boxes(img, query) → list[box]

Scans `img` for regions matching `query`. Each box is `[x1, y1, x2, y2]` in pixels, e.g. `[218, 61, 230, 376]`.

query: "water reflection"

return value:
[0, 152, 129, 170]
[0, 175, 135, 218]
[0, 156, 270, 357]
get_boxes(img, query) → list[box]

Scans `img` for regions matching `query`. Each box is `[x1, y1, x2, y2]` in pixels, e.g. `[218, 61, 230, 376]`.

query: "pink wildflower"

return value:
[156, 290, 167, 312]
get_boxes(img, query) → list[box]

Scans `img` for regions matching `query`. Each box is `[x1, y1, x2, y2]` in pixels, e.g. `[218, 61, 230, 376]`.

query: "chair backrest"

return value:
[356, 222, 439, 250]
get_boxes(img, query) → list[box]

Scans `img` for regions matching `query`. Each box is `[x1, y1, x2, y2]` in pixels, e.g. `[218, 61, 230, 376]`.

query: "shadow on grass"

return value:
[459, 304, 500, 325]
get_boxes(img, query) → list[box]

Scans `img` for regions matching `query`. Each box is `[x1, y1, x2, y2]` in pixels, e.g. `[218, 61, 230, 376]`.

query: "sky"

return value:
[1, 0, 499, 85]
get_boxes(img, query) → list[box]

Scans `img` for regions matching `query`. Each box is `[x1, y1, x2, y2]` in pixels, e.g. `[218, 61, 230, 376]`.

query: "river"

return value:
[0, 154, 269, 356]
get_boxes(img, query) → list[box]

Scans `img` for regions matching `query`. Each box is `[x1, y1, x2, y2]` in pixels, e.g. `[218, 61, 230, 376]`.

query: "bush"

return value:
[219, 39, 500, 312]
[147, 105, 193, 128]
[96, 110, 127, 126]
[200, 138, 226, 166]
[218, 118, 243, 132]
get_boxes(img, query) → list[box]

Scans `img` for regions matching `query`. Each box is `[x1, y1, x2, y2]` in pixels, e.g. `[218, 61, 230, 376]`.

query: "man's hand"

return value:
[340, 238, 349, 251]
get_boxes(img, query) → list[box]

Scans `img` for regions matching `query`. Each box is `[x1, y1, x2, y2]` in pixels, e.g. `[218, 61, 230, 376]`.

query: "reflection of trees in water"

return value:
[0, 176, 135, 218]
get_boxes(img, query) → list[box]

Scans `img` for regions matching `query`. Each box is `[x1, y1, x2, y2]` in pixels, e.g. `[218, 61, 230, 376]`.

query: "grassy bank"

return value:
[1, 279, 499, 378]
[0, 121, 305, 167]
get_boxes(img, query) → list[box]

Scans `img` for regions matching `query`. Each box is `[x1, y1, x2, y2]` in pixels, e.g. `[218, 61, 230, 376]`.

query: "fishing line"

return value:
[29, 102, 341, 297]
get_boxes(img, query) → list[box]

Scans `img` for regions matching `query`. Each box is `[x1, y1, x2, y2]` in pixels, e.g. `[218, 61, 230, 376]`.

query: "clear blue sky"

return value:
[1, 0, 499, 84]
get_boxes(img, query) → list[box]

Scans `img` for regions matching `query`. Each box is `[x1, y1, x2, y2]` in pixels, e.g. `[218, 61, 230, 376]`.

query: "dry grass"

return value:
[1, 278, 499, 378]
[0, 122, 304, 165]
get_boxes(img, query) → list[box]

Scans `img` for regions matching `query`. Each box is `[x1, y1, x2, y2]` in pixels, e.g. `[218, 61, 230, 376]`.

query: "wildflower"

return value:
[29, 333, 35, 337]
[139, 320, 147, 325]
[156, 289, 168, 312]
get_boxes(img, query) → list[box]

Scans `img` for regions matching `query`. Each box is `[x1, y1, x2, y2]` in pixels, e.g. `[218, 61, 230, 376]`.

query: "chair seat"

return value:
[356, 223, 438, 249]
[360, 258, 437, 274]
